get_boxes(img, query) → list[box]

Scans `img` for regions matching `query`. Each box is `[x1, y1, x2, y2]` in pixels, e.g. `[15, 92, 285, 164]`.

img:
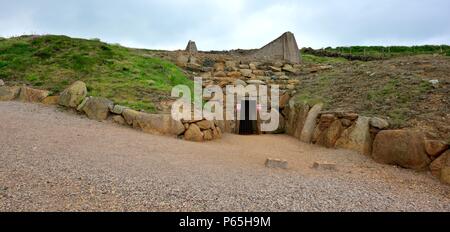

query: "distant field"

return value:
[0, 35, 193, 112]
[302, 45, 450, 60]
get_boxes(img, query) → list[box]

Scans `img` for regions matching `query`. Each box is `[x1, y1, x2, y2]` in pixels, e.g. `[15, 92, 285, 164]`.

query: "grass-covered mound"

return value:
[0, 35, 193, 112]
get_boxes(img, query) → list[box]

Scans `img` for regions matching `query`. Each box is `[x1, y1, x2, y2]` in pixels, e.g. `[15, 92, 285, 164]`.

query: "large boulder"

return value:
[291, 104, 310, 138]
[135, 113, 185, 136]
[316, 119, 345, 148]
[300, 103, 323, 143]
[441, 154, 450, 185]
[122, 108, 141, 126]
[372, 130, 431, 170]
[430, 150, 449, 177]
[41, 96, 60, 105]
[0, 86, 20, 101]
[18, 86, 49, 102]
[196, 120, 213, 130]
[184, 124, 204, 142]
[335, 116, 372, 155]
[81, 97, 113, 121]
[424, 140, 449, 157]
[59, 81, 87, 108]
[369, 117, 389, 129]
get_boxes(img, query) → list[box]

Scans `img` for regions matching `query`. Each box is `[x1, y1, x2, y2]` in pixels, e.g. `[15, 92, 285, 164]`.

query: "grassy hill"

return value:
[0, 35, 193, 112]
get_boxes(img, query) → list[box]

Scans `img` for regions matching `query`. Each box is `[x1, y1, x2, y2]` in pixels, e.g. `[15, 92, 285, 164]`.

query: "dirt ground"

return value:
[0, 101, 449, 212]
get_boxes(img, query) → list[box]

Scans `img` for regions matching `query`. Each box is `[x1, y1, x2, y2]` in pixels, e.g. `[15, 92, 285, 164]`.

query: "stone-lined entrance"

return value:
[238, 99, 258, 135]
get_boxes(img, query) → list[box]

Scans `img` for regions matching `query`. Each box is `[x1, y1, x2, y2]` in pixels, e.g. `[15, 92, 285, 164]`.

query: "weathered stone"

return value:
[212, 126, 222, 139]
[227, 71, 241, 78]
[252, 70, 265, 76]
[288, 103, 310, 138]
[287, 84, 295, 90]
[214, 62, 225, 72]
[251, 32, 301, 64]
[369, 117, 389, 130]
[176, 55, 189, 67]
[318, 114, 337, 131]
[424, 140, 449, 157]
[240, 69, 253, 78]
[196, 120, 212, 130]
[312, 162, 337, 171]
[41, 96, 60, 105]
[279, 93, 291, 109]
[59, 81, 87, 108]
[239, 64, 250, 69]
[341, 119, 353, 127]
[270, 66, 282, 72]
[430, 150, 449, 177]
[18, 86, 49, 102]
[0, 79, 4, 86]
[372, 130, 431, 170]
[0, 86, 20, 101]
[282, 64, 296, 73]
[249, 62, 258, 70]
[265, 158, 288, 169]
[336, 116, 372, 156]
[203, 129, 213, 141]
[122, 108, 140, 126]
[316, 119, 344, 148]
[213, 71, 227, 77]
[342, 112, 359, 121]
[76, 97, 89, 111]
[112, 115, 126, 125]
[135, 113, 185, 136]
[300, 103, 323, 143]
[185, 40, 198, 53]
[184, 124, 204, 142]
[111, 105, 127, 115]
[441, 166, 450, 185]
[225, 61, 236, 69]
[246, 80, 265, 85]
[81, 97, 113, 121]
[235, 79, 247, 86]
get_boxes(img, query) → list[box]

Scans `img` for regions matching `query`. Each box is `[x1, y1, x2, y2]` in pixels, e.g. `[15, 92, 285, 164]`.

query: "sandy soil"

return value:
[0, 101, 449, 212]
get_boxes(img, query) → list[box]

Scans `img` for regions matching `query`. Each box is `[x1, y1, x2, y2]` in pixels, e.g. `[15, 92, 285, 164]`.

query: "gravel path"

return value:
[0, 101, 449, 212]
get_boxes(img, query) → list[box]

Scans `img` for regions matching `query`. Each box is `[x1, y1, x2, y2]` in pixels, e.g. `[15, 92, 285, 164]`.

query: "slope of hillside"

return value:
[0, 35, 192, 112]
[295, 54, 450, 141]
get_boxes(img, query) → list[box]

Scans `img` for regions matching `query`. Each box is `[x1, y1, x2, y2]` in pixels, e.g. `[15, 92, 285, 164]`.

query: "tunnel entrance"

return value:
[238, 100, 258, 135]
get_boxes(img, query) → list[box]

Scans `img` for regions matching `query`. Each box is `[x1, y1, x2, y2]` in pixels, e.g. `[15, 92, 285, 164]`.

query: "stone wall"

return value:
[0, 81, 221, 142]
[284, 97, 450, 185]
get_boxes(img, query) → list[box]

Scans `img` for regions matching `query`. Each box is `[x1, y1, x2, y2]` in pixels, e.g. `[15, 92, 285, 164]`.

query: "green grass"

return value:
[322, 45, 450, 58]
[0, 35, 193, 112]
[301, 54, 348, 64]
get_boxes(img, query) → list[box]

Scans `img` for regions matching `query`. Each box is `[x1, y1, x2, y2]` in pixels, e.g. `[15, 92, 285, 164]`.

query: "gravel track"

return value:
[0, 101, 449, 212]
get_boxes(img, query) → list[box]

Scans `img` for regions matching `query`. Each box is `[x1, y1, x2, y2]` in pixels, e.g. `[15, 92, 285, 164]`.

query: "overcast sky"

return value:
[0, 0, 449, 50]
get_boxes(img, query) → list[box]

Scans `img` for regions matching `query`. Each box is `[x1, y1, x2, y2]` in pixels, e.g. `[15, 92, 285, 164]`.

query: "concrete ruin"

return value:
[251, 31, 301, 64]
[185, 40, 198, 54]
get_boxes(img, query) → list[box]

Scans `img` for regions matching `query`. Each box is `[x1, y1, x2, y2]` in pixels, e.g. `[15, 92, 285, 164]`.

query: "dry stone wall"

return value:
[0, 81, 220, 142]
[283, 96, 450, 185]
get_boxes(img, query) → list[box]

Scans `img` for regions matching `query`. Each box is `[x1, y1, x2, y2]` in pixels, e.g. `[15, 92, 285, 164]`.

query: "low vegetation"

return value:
[0, 35, 193, 112]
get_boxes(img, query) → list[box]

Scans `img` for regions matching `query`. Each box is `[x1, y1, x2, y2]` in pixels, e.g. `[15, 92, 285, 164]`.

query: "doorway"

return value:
[239, 100, 258, 135]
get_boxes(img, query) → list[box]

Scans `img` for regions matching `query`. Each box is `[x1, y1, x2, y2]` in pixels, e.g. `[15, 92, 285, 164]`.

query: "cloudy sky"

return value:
[0, 0, 449, 50]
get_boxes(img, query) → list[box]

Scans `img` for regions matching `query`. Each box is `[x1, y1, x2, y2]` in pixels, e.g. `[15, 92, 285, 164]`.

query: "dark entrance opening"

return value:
[239, 100, 257, 135]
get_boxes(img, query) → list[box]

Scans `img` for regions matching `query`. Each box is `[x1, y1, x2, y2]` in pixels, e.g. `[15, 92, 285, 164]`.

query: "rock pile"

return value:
[182, 119, 223, 142]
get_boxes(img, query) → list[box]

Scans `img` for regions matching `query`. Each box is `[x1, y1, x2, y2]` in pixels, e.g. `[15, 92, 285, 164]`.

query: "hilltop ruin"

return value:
[185, 40, 198, 54]
[250, 31, 301, 64]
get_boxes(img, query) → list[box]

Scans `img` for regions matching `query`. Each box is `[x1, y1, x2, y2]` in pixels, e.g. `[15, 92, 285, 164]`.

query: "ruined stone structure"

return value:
[251, 31, 301, 64]
[185, 40, 198, 54]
